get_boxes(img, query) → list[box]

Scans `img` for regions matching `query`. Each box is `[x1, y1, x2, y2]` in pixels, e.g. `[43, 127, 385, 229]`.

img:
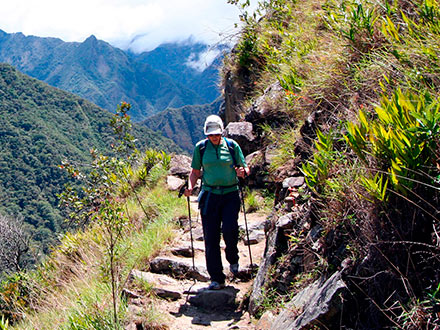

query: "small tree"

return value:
[58, 103, 137, 326]
[0, 215, 30, 274]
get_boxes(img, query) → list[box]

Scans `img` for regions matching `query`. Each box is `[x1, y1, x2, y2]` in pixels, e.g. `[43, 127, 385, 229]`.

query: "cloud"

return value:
[186, 48, 222, 72]
[0, 0, 243, 52]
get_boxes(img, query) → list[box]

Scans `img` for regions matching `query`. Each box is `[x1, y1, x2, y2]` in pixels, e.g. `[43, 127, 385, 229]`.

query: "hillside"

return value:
[1, 0, 440, 329]
[218, 0, 440, 328]
[0, 30, 222, 121]
[0, 63, 180, 254]
[142, 98, 223, 153]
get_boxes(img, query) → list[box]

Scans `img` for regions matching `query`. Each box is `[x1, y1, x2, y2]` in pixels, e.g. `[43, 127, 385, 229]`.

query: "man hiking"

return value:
[184, 115, 249, 290]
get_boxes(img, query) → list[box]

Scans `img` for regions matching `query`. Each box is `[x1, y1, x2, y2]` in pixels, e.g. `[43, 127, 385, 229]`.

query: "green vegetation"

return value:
[0, 105, 186, 329]
[0, 63, 181, 266]
[225, 0, 440, 327]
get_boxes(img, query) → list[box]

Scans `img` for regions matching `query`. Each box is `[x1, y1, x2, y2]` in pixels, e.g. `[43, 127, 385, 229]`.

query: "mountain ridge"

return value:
[0, 29, 224, 121]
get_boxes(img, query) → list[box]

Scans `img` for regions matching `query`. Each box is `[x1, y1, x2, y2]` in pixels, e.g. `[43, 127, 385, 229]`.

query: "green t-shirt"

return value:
[191, 138, 247, 194]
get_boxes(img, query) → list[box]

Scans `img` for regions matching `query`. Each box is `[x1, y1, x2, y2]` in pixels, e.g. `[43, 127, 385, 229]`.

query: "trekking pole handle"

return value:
[178, 182, 188, 198]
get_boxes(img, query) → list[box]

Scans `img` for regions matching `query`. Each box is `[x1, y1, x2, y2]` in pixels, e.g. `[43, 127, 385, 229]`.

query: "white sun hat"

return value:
[204, 115, 224, 135]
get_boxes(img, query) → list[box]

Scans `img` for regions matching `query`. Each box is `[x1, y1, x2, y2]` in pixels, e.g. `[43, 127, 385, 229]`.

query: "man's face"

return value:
[207, 134, 222, 145]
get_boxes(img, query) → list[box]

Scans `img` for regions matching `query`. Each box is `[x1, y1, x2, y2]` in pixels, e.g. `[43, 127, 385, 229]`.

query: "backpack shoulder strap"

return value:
[223, 137, 237, 167]
[199, 139, 208, 164]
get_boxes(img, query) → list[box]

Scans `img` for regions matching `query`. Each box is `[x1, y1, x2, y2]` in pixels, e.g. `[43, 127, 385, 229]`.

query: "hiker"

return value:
[184, 115, 250, 290]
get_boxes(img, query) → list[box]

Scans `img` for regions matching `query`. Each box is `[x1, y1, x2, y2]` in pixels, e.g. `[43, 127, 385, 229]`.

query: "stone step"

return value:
[149, 256, 210, 282]
[130, 269, 183, 300]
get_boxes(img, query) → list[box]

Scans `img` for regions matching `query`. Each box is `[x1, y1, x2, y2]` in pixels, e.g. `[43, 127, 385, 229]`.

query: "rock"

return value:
[166, 175, 185, 191]
[149, 257, 209, 282]
[192, 316, 212, 326]
[170, 245, 195, 258]
[192, 226, 204, 241]
[245, 150, 264, 167]
[122, 288, 142, 299]
[224, 122, 257, 155]
[168, 154, 192, 177]
[222, 69, 245, 124]
[245, 82, 284, 123]
[243, 230, 265, 245]
[276, 213, 295, 229]
[188, 286, 239, 310]
[256, 310, 277, 330]
[130, 269, 183, 300]
[264, 145, 278, 166]
[239, 219, 266, 233]
[249, 226, 287, 315]
[282, 176, 305, 188]
[269, 271, 347, 330]
[244, 150, 269, 187]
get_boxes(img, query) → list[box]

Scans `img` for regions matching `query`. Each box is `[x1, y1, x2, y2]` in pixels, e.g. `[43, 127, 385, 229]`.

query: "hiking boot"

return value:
[208, 281, 225, 290]
[230, 263, 239, 275]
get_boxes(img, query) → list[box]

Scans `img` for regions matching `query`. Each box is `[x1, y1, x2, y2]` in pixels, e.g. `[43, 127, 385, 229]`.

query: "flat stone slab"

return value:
[188, 285, 239, 310]
[130, 269, 182, 300]
[149, 257, 210, 282]
[243, 229, 265, 245]
[170, 245, 203, 258]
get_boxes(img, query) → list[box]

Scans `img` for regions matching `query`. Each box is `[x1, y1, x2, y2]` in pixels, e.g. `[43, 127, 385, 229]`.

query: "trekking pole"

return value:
[178, 183, 196, 271]
[238, 178, 254, 272]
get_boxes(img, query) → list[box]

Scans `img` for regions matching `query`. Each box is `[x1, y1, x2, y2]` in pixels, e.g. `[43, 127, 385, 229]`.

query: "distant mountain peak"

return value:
[85, 35, 98, 42]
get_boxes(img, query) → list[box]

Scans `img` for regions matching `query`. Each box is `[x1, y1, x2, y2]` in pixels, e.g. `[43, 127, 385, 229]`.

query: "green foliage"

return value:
[58, 103, 171, 326]
[0, 272, 39, 324]
[236, 25, 262, 70]
[345, 88, 440, 196]
[397, 282, 440, 329]
[325, 0, 378, 42]
[301, 129, 338, 191]
[244, 187, 260, 213]
[0, 63, 181, 257]
[0, 315, 9, 330]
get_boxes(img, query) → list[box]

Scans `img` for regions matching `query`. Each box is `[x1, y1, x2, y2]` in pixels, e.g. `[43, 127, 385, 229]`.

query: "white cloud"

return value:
[186, 48, 221, 72]
[0, 0, 245, 52]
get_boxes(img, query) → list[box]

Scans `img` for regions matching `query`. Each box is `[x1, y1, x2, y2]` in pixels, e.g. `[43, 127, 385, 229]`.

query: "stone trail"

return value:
[125, 196, 269, 329]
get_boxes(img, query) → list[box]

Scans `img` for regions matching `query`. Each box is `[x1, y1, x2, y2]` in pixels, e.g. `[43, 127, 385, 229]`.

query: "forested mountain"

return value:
[0, 30, 223, 121]
[134, 42, 227, 103]
[0, 63, 180, 252]
[143, 98, 223, 153]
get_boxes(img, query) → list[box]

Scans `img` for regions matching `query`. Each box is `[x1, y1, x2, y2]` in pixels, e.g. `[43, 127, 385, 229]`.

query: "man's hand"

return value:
[235, 166, 249, 178]
[183, 188, 193, 197]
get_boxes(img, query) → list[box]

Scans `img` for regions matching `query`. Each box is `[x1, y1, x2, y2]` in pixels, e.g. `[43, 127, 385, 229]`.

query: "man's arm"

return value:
[184, 168, 201, 196]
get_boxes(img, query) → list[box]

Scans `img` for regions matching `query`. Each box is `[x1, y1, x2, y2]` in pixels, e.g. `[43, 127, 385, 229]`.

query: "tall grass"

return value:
[3, 178, 185, 330]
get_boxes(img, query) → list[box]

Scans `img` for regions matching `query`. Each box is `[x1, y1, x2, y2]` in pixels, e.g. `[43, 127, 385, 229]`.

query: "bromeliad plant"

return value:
[345, 88, 440, 199]
[301, 129, 337, 192]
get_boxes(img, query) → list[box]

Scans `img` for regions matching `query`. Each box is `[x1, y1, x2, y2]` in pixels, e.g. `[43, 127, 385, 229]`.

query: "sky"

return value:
[0, 0, 248, 53]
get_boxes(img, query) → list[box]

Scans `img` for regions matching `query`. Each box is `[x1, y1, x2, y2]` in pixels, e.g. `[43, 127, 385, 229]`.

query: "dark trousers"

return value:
[199, 190, 241, 284]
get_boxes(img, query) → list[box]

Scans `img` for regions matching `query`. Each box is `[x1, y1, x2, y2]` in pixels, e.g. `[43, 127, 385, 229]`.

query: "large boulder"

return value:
[224, 121, 257, 156]
[269, 271, 348, 330]
[249, 226, 287, 315]
[168, 154, 192, 178]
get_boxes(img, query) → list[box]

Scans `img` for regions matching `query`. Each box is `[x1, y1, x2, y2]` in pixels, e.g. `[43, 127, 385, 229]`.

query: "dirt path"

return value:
[139, 196, 269, 329]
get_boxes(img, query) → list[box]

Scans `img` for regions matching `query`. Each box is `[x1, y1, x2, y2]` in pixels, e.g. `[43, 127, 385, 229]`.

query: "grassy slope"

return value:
[222, 0, 440, 328]
[2, 172, 186, 329]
